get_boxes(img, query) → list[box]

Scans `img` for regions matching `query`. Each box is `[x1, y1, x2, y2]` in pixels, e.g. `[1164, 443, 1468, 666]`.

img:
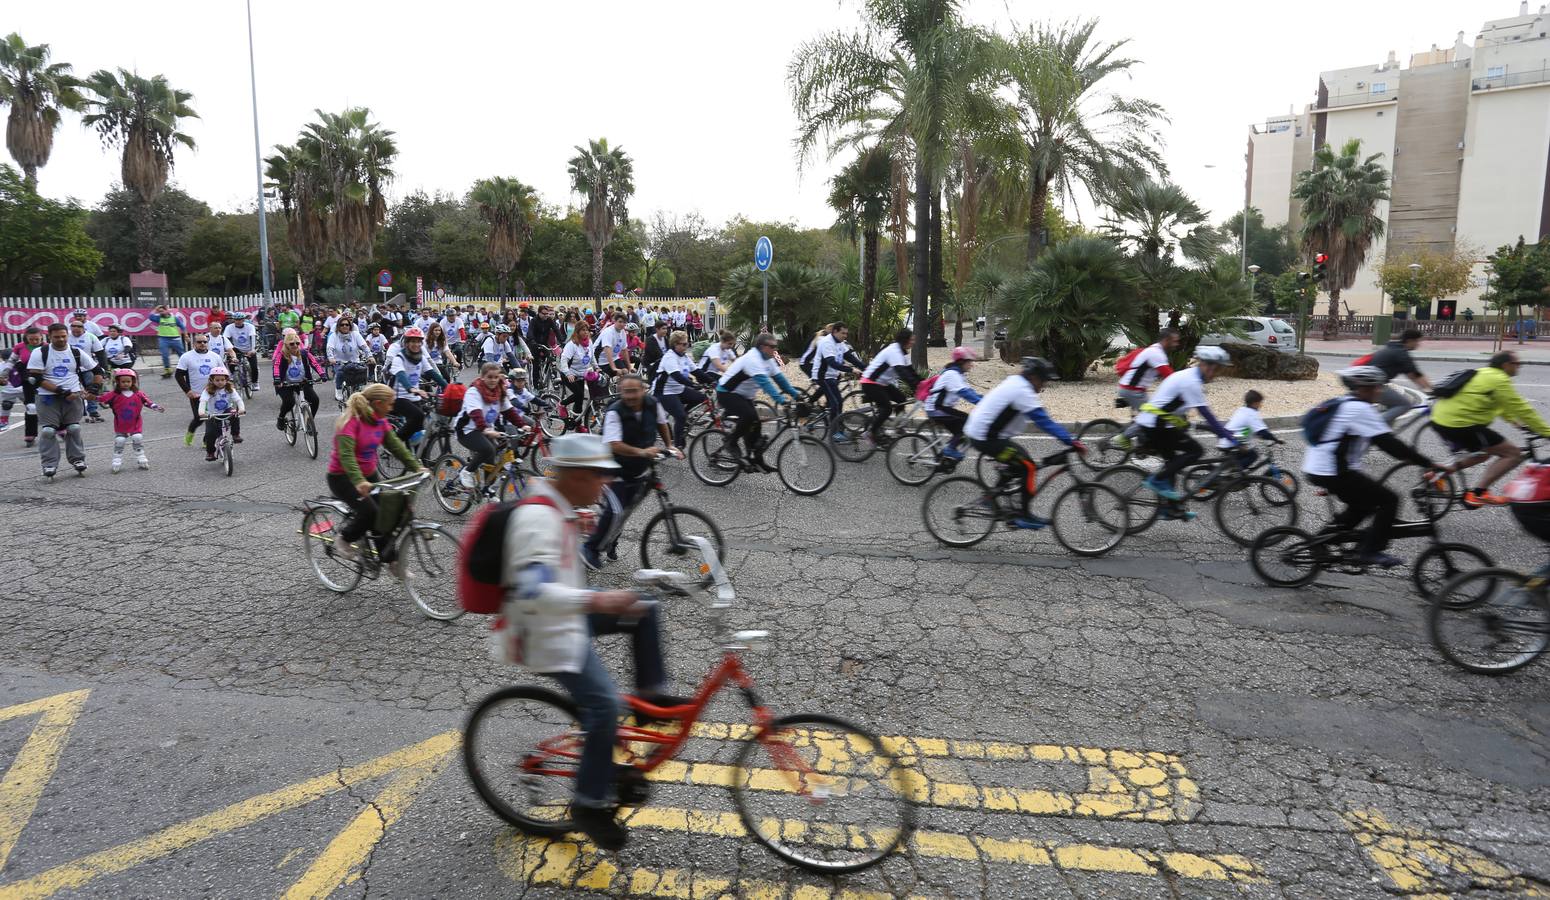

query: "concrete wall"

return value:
[1456, 83, 1550, 256]
[1320, 103, 1399, 314]
[1248, 129, 1297, 228]
[1387, 63, 1471, 258]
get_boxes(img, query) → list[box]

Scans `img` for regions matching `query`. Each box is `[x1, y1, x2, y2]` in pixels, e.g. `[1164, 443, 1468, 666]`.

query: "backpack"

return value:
[1351, 352, 1375, 366]
[1113, 346, 1145, 377]
[437, 382, 467, 417]
[1431, 369, 1477, 399]
[1300, 396, 1350, 444]
[457, 495, 558, 614]
[915, 373, 941, 402]
[1506, 463, 1550, 504]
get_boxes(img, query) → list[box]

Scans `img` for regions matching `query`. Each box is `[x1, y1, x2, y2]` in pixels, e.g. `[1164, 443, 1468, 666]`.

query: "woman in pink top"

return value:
[326, 383, 421, 561]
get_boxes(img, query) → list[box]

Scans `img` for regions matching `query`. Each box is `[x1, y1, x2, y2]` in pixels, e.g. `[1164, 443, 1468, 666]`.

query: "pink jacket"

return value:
[99, 390, 160, 435]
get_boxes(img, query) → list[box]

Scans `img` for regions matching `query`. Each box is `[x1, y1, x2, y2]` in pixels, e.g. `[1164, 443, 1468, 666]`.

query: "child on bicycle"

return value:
[198, 367, 245, 462]
[925, 346, 984, 461]
[1217, 389, 1285, 469]
[98, 368, 164, 472]
[327, 383, 422, 569]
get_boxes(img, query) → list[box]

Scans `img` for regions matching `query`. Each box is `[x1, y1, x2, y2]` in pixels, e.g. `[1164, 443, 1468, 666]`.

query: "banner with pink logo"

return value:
[0, 307, 260, 335]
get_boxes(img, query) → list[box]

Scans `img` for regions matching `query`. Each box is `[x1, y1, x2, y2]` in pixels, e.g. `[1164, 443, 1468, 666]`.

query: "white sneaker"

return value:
[111, 456, 122, 473]
[458, 469, 477, 489]
[334, 388, 345, 403]
[136, 453, 149, 469]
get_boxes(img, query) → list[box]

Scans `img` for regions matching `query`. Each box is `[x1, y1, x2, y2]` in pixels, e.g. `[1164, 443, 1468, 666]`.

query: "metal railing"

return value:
[1318, 88, 1398, 109]
[1288, 314, 1519, 339]
[1473, 65, 1550, 91]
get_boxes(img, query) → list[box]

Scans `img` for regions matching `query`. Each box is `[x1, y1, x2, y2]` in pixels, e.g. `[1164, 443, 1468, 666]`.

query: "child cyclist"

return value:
[1134, 346, 1238, 517]
[326, 383, 423, 571]
[456, 362, 530, 490]
[925, 346, 984, 461]
[197, 367, 245, 462]
[98, 368, 164, 472]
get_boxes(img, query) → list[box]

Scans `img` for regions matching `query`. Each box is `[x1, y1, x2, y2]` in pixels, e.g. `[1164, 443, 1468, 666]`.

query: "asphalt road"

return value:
[0, 367, 1546, 899]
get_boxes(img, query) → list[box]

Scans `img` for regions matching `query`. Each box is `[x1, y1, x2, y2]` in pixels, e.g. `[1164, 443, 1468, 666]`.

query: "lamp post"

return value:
[246, 0, 272, 305]
[1407, 261, 1422, 327]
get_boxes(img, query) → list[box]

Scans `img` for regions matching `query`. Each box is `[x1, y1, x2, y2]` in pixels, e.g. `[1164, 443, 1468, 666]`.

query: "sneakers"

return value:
[580, 544, 602, 571]
[940, 445, 965, 461]
[233, 435, 243, 444]
[334, 388, 345, 403]
[1143, 476, 1182, 501]
[0, 416, 10, 431]
[1009, 515, 1050, 531]
[571, 804, 627, 852]
[42, 467, 55, 479]
[205, 451, 218, 462]
[136, 453, 149, 470]
[275, 418, 286, 432]
[1110, 434, 1132, 451]
[605, 543, 619, 562]
[1160, 507, 1197, 522]
[1359, 551, 1405, 569]
[458, 468, 477, 489]
[184, 431, 195, 447]
[1462, 490, 1509, 509]
[24, 436, 35, 446]
[111, 456, 123, 474]
[334, 539, 358, 562]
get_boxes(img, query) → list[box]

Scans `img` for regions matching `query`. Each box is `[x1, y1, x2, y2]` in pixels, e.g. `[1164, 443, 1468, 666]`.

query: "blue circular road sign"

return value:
[754, 236, 773, 272]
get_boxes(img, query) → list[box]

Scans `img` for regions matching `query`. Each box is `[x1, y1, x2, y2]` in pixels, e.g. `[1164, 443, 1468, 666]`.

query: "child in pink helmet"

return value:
[97, 368, 164, 472]
[198, 366, 245, 461]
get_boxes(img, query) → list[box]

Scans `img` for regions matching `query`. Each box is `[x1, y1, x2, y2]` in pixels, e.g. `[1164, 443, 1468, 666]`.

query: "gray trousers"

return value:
[37, 394, 85, 471]
[1376, 385, 1411, 426]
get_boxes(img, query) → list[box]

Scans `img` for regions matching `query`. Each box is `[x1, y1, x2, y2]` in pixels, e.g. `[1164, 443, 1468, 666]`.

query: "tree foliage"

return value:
[0, 163, 101, 291]
[0, 33, 83, 187]
[721, 261, 836, 352]
[1484, 237, 1550, 312]
[1376, 246, 1475, 311]
[993, 236, 1136, 379]
[1292, 138, 1389, 334]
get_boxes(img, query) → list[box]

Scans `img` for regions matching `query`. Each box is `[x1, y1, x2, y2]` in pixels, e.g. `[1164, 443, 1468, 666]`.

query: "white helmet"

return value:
[1194, 346, 1231, 365]
[1338, 365, 1387, 389]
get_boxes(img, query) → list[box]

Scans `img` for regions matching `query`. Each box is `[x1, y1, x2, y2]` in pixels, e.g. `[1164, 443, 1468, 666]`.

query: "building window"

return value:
[1486, 65, 1506, 78]
[1370, 82, 1387, 93]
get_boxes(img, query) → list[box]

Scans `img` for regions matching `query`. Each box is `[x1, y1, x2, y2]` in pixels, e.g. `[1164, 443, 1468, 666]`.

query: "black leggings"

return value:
[1310, 471, 1399, 555]
[1144, 426, 1203, 484]
[930, 409, 968, 443]
[457, 428, 497, 471]
[718, 391, 762, 456]
[326, 471, 381, 543]
[565, 377, 607, 413]
[862, 383, 906, 438]
[278, 382, 319, 424]
[657, 387, 704, 447]
[391, 397, 424, 444]
[203, 415, 240, 450]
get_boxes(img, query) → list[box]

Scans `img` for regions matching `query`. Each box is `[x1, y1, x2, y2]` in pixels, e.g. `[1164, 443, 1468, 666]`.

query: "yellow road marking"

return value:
[0, 691, 90, 873]
[1345, 809, 1548, 897]
[280, 749, 454, 900]
[0, 730, 459, 900]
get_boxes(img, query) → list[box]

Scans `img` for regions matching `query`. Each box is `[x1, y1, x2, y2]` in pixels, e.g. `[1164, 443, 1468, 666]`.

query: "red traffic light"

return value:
[1314, 253, 1329, 264]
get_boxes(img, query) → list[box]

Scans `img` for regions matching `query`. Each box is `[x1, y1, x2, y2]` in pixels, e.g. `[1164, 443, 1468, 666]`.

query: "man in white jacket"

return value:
[503, 433, 684, 851]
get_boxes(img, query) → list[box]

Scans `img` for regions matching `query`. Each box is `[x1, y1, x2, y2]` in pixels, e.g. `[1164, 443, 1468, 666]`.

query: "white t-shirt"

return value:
[862, 342, 910, 387]
[223, 323, 258, 354]
[655, 349, 690, 396]
[204, 333, 228, 356]
[698, 344, 736, 373]
[596, 325, 627, 362]
[459, 385, 512, 435]
[481, 336, 519, 364]
[198, 388, 246, 417]
[176, 350, 225, 394]
[327, 331, 370, 364]
[67, 330, 102, 357]
[103, 335, 136, 364]
[719, 348, 779, 399]
[387, 351, 431, 400]
[1303, 399, 1390, 475]
[925, 367, 973, 415]
[1135, 368, 1208, 429]
[559, 341, 597, 378]
[1219, 406, 1269, 449]
[1118, 343, 1172, 391]
[965, 376, 1044, 441]
[27, 343, 93, 396]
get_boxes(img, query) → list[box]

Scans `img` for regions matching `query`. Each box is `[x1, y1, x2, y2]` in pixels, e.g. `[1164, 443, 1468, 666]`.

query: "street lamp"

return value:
[1408, 261, 1422, 321]
[1247, 263, 1261, 311]
[246, 0, 272, 305]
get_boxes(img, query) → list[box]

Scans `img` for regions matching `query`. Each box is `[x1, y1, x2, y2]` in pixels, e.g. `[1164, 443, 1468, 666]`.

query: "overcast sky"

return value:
[12, 0, 1505, 242]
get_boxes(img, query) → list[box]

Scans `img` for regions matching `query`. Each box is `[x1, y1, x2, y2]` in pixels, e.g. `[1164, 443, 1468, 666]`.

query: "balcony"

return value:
[1316, 89, 1398, 110]
[1473, 65, 1550, 90]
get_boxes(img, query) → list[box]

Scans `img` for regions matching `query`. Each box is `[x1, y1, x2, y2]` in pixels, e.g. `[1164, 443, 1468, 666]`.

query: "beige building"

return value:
[1247, 3, 1550, 316]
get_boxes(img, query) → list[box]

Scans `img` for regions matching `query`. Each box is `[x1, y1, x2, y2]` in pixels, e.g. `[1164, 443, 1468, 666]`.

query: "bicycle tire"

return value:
[1093, 465, 1162, 535]
[1248, 526, 1323, 588]
[222, 441, 234, 478]
[1412, 543, 1493, 604]
[1180, 463, 1225, 501]
[1213, 475, 1298, 548]
[1378, 461, 1456, 522]
[831, 409, 876, 462]
[731, 713, 914, 874]
[377, 447, 407, 481]
[1050, 482, 1130, 557]
[300, 506, 362, 593]
[431, 454, 473, 515]
[398, 522, 463, 621]
[922, 475, 999, 547]
[463, 685, 579, 835]
[302, 406, 319, 459]
[689, 428, 741, 487]
[1428, 568, 1550, 675]
[886, 431, 942, 486]
[284, 412, 298, 447]
[778, 434, 836, 495]
[639, 506, 726, 577]
[1075, 418, 1127, 470]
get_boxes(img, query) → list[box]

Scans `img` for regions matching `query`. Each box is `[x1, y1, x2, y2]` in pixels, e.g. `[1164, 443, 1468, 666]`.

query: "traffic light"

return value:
[1296, 271, 1311, 284]
[1438, 300, 1457, 321]
[1312, 253, 1329, 283]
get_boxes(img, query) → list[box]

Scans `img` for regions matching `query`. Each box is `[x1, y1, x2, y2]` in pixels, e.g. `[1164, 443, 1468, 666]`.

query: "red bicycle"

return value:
[462, 538, 916, 873]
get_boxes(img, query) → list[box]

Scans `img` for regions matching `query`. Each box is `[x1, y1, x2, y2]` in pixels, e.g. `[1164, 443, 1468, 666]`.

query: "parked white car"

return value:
[1198, 316, 1299, 354]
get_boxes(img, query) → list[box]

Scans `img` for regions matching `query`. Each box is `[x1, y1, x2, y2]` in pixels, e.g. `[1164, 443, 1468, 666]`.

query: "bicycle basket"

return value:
[340, 362, 369, 387]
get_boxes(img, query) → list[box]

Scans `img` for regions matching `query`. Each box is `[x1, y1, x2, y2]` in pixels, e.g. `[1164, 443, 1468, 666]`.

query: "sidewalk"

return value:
[1304, 337, 1550, 365]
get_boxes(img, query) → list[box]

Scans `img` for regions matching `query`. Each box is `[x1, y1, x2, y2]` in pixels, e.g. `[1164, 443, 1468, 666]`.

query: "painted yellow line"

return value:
[0, 691, 91, 873]
[0, 730, 460, 900]
[280, 750, 454, 900]
[1345, 809, 1549, 898]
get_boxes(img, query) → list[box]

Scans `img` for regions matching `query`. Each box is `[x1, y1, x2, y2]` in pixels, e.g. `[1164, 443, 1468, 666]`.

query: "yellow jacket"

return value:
[1431, 366, 1550, 436]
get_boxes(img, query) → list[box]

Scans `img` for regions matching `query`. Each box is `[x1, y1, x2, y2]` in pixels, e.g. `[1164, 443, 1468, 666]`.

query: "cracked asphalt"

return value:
[0, 371, 1546, 899]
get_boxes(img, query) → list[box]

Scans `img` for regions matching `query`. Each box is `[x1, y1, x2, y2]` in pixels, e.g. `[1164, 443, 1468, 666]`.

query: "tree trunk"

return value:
[861, 228, 878, 353]
[300, 267, 318, 305]
[928, 190, 945, 347]
[497, 269, 509, 300]
[133, 197, 154, 271]
[892, 160, 911, 294]
[911, 158, 931, 369]
[343, 265, 357, 304]
[591, 245, 605, 300]
[954, 143, 978, 352]
[1322, 287, 1341, 341]
[21, 163, 37, 191]
[1027, 175, 1050, 265]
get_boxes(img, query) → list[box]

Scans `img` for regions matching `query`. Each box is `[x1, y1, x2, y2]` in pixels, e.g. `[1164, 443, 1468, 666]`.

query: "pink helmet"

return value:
[951, 346, 981, 362]
[208, 366, 231, 378]
[402, 327, 425, 339]
[112, 367, 138, 381]
[583, 370, 601, 383]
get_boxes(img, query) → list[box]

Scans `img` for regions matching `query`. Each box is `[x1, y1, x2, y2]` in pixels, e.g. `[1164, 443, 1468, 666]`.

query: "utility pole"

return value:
[246, 0, 273, 305]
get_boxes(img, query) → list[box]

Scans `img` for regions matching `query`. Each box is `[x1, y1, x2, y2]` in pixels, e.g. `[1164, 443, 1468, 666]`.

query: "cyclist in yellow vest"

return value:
[149, 304, 188, 379]
[1430, 350, 1550, 507]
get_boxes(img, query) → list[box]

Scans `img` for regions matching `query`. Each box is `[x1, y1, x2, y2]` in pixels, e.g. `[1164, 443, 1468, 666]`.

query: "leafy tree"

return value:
[265, 142, 331, 302]
[1376, 246, 1475, 314]
[828, 144, 892, 349]
[721, 261, 835, 352]
[301, 107, 396, 302]
[1101, 174, 1222, 340]
[1171, 258, 1258, 362]
[80, 68, 198, 271]
[1483, 237, 1550, 314]
[0, 33, 83, 188]
[568, 137, 634, 298]
[85, 183, 209, 286]
[993, 236, 1136, 379]
[182, 214, 259, 295]
[1219, 207, 1298, 277]
[648, 211, 733, 297]
[470, 175, 538, 297]
[1292, 138, 1390, 338]
[0, 163, 101, 291]
[427, 203, 488, 292]
[379, 190, 459, 277]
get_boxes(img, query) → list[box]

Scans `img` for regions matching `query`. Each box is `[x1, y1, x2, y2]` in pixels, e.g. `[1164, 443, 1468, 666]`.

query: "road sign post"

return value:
[754, 236, 773, 331]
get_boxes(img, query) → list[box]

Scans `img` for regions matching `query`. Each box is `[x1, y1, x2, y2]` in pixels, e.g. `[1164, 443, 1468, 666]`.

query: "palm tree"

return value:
[264, 142, 329, 302]
[828, 144, 892, 350]
[993, 236, 1137, 380]
[470, 176, 538, 299]
[567, 138, 634, 300]
[998, 20, 1166, 264]
[80, 68, 197, 271]
[1100, 174, 1221, 341]
[300, 107, 396, 303]
[1292, 138, 1390, 339]
[0, 34, 82, 189]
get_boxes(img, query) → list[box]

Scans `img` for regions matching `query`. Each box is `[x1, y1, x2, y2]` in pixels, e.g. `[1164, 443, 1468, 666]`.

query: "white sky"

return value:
[14, 0, 1506, 242]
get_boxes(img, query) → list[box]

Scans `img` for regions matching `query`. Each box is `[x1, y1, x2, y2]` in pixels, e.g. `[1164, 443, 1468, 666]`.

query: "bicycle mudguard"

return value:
[1390, 519, 1436, 540]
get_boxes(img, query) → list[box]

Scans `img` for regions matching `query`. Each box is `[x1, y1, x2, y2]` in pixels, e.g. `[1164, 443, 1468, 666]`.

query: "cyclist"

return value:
[425, 322, 455, 383]
[809, 322, 864, 433]
[1429, 350, 1550, 508]
[596, 313, 632, 376]
[559, 322, 606, 425]
[387, 327, 447, 445]
[964, 356, 1086, 530]
[175, 333, 225, 447]
[716, 333, 802, 470]
[222, 312, 260, 392]
[364, 322, 388, 379]
[858, 328, 919, 443]
[584, 372, 682, 568]
[652, 330, 703, 449]
[272, 329, 326, 433]
[480, 324, 523, 370]
[1133, 346, 1237, 511]
[1364, 328, 1434, 424]
[197, 366, 245, 462]
[1112, 328, 1180, 449]
[326, 317, 372, 403]
[455, 362, 530, 490]
[527, 305, 561, 383]
[501, 432, 685, 852]
[506, 367, 549, 420]
[925, 346, 984, 461]
[695, 329, 738, 388]
[326, 383, 422, 573]
[1304, 366, 1454, 568]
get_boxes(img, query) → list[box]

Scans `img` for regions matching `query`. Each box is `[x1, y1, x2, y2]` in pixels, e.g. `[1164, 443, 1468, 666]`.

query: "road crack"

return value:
[334, 752, 389, 899]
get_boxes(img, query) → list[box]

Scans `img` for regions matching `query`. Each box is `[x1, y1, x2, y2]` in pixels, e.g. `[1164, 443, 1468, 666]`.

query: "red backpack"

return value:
[915, 373, 941, 402]
[1351, 353, 1375, 367]
[1113, 346, 1145, 377]
[457, 495, 558, 614]
[437, 383, 467, 417]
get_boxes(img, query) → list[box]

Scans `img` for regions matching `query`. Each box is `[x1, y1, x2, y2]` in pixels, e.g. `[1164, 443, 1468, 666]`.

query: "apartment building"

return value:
[1247, 3, 1550, 315]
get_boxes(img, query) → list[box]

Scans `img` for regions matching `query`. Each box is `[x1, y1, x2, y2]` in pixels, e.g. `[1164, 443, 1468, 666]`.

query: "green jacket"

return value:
[1431, 366, 1550, 436]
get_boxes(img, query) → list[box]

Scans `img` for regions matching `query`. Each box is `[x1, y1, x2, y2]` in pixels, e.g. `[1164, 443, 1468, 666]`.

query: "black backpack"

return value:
[1431, 369, 1477, 399]
[1300, 396, 1350, 444]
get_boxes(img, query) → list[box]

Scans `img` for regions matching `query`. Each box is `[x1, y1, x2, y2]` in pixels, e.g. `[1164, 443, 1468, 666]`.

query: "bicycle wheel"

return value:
[1075, 418, 1127, 470]
[522, 439, 553, 477]
[300, 506, 362, 593]
[284, 411, 298, 447]
[1050, 483, 1130, 557]
[539, 401, 568, 438]
[398, 522, 463, 620]
[831, 409, 877, 462]
[497, 468, 524, 504]
[1378, 461, 1456, 522]
[886, 431, 942, 486]
[1412, 543, 1493, 603]
[1262, 467, 1300, 504]
[639, 506, 726, 578]
[302, 406, 319, 459]
[1248, 526, 1323, 588]
[463, 686, 579, 835]
[1093, 465, 1162, 535]
[431, 454, 473, 515]
[1428, 568, 1550, 674]
[731, 713, 914, 874]
[377, 446, 408, 480]
[922, 476, 1000, 547]
[1213, 476, 1298, 548]
[1180, 463, 1224, 501]
[778, 434, 836, 495]
[689, 428, 741, 487]
[222, 441, 234, 478]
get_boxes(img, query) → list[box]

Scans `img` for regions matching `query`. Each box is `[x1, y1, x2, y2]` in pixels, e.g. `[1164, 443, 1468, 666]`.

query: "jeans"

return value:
[657, 387, 703, 447]
[36, 394, 85, 471]
[157, 336, 185, 371]
[586, 477, 650, 556]
[818, 378, 844, 428]
[1309, 471, 1399, 555]
[546, 609, 668, 808]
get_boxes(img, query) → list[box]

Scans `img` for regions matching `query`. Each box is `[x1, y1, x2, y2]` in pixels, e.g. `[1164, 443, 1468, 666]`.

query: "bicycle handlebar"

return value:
[369, 469, 432, 496]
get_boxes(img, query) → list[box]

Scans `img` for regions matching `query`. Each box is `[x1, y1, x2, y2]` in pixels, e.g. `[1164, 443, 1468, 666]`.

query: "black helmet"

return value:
[1019, 356, 1059, 381]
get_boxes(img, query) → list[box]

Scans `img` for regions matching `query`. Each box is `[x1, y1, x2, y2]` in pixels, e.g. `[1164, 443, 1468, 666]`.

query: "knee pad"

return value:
[113, 434, 127, 450]
[40, 426, 56, 439]
[66, 423, 82, 436]
[131, 433, 144, 449]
